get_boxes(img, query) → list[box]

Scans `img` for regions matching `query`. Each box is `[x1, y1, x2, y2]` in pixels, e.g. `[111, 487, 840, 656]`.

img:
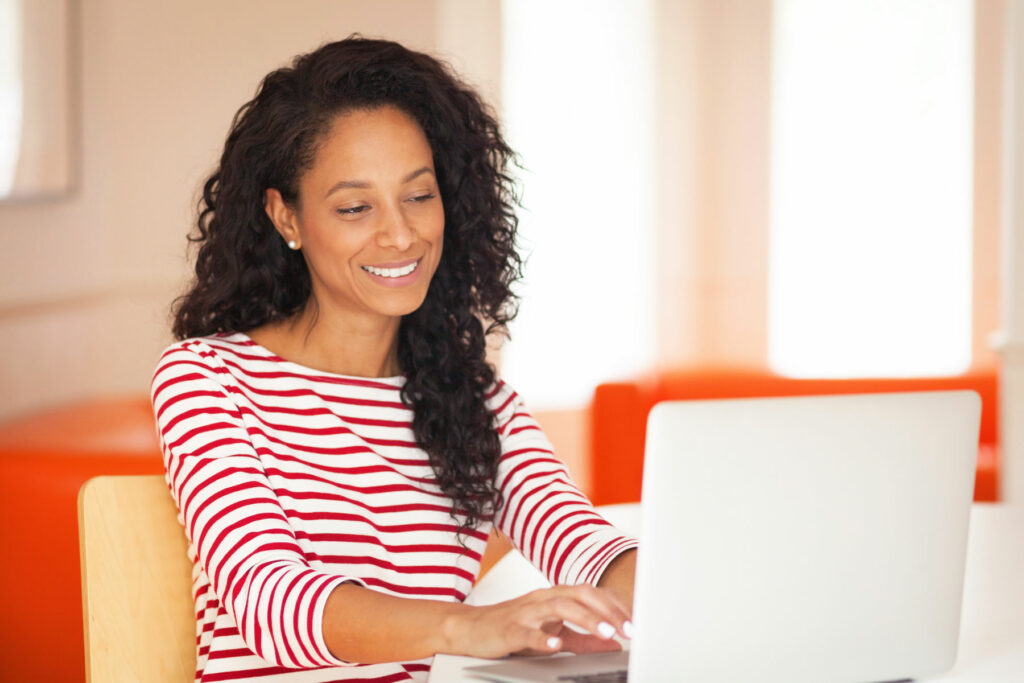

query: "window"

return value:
[500, 0, 656, 407]
[769, 0, 974, 377]
[0, 0, 22, 194]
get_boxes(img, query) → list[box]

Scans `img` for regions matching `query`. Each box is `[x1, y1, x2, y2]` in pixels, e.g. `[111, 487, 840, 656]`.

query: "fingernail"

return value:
[597, 621, 616, 639]
[622, 620, 634, 639]
[547, 636, 562, 650]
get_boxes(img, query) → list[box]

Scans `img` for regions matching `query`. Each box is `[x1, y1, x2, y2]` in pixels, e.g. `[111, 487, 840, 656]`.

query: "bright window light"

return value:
[0, 0, 22, 195]
[500, 0, 656, 408]
[769, 0, 974, 378]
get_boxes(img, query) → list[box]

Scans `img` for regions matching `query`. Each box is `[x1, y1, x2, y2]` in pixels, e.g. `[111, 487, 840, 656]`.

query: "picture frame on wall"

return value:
[0, 0, 76, 201]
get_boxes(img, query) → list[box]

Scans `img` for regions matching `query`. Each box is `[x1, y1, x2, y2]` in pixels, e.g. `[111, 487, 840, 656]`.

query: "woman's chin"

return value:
[367, 293, 431, 320]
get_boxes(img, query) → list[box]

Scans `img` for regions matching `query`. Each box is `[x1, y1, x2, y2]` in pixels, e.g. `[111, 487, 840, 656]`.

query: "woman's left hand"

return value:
[515, 619, 625, 656]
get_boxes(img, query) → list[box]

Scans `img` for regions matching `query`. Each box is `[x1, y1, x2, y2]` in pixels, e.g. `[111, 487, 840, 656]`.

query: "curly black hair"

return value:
[172, 37, 522, 532]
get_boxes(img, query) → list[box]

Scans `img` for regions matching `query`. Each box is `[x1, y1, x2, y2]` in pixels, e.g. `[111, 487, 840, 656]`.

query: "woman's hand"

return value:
[444, 584, 634, 659]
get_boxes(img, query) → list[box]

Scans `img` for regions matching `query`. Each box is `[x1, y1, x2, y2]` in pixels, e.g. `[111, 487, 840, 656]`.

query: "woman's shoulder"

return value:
[485, 378, 534, 431]
[149, 334, 246, 415]
[151, 332, 269, 393]
[154, 332, 253, 371]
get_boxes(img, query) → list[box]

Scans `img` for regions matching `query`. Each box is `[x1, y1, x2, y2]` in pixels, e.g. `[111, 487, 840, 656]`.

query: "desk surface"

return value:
[430, 504, 1024, 682]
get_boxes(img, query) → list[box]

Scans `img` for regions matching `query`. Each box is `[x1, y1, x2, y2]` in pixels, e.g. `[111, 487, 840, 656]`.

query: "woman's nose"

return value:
[378, 205, 415, 251]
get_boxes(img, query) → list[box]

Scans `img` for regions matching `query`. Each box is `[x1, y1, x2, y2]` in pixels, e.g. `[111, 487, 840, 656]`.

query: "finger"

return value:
[565, 584, 633, 622]
[583, 585, 633, 635]
[558, 628, 623, 655]
[527, 596, 622, 643]
[548, 586, 633, 639]
[504, 619, 564, 656]
[526, 627, 563, 654]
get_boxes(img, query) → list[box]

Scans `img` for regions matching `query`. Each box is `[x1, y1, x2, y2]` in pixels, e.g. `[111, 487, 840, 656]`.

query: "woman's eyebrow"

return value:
[325, 179, 370, 197]
[324, 167, 435, 198]
[402, 166, 434, 183]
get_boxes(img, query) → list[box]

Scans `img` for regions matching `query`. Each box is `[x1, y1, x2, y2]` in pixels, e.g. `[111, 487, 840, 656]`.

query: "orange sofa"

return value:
[0, 398, 164, 682]
[588, 369, 1000, 506]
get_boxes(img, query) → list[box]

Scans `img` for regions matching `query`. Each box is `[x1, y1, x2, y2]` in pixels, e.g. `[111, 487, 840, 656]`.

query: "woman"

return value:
[152, 37, 637, 682]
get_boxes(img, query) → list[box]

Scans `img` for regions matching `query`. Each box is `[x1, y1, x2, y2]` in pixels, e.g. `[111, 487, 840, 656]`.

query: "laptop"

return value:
[465, 391, 980, 682]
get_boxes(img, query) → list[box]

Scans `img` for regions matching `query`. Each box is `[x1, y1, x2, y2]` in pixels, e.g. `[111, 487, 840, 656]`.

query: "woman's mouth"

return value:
[361, 260, 420, 278]
[360, 258, 423, 286]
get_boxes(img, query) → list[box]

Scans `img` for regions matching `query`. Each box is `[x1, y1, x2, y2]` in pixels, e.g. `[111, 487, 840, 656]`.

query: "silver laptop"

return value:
[466, 391, 980, 682]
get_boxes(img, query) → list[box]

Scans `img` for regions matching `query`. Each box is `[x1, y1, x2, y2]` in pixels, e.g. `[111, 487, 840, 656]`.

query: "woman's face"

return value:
[267, 105, 444, 326]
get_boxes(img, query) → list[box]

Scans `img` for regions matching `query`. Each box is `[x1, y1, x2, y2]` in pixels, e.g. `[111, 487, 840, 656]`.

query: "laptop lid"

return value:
[630, 390, 980, 683]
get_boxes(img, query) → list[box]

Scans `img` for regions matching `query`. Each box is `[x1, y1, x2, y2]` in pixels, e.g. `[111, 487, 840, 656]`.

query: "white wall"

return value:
[0, 1, 1015, 502]
[0, 0, 463, 419]
[1001, 0, 1024, 502]
[653, 0, 772, 369]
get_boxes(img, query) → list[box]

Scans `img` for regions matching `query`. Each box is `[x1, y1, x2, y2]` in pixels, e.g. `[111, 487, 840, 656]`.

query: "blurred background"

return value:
[3, 2, 1024, 679]
[0, 0, 1019, 494]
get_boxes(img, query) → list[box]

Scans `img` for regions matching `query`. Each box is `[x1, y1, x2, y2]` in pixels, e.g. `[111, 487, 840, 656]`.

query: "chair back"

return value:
[78, 475, 194, 682]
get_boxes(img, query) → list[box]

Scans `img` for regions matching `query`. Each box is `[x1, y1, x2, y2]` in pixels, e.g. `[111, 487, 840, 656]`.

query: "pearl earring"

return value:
[287, 240, 298, 250]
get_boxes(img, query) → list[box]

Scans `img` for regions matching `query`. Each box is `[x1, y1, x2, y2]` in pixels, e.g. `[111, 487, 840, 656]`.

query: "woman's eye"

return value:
[337, 205, 369, 215]
[409, 193, 436, 203]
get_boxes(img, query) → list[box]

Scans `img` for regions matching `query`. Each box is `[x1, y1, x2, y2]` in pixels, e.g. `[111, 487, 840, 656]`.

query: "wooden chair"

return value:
[77, 475, 195, 682]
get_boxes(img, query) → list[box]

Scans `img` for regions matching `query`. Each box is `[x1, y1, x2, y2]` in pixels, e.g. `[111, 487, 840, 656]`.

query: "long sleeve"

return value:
[489, 383, 638, 587]
[151, 341, 356, 669]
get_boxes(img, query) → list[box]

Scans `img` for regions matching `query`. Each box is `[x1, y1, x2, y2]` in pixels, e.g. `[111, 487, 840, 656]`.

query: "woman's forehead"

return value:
[303, 106, 434, 192]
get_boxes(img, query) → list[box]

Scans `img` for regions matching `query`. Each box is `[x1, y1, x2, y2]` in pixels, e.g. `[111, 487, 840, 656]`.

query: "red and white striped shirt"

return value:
[151, 333, 637, 682]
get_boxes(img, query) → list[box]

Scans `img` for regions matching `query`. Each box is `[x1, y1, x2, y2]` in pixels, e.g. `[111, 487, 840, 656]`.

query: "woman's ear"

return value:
[264, 188, 302, 250]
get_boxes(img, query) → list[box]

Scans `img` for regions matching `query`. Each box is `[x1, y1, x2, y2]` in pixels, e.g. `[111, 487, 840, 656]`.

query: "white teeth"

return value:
[362, 260, 419, 278]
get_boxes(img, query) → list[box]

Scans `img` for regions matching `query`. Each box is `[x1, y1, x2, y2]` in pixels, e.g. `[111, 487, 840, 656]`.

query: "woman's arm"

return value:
[153, 343, 358, 668]
[321, 374, 643, 663]
[317, 385, 641, 664]
[321, 580, 632, 663]
[597, 548, 637, 609]
[490, 384, 640, 595]
[326, 382, 636, 662]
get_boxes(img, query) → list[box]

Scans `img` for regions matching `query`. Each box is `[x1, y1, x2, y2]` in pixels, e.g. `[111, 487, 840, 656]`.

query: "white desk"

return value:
[430, 504, 1024, 682]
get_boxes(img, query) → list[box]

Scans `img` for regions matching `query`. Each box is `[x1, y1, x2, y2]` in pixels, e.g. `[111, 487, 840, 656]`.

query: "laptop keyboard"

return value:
[556, 670, 628, 682]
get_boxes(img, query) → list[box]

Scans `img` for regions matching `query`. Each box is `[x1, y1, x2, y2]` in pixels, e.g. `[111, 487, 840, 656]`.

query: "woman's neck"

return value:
[249, 302, 402, 378]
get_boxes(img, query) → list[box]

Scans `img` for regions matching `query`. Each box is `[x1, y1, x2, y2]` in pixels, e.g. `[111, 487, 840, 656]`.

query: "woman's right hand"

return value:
[444, 584, 634, 659]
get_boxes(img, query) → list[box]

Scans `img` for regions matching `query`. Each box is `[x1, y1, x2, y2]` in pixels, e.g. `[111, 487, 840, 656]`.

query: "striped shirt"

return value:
[151, 333, 637, 682]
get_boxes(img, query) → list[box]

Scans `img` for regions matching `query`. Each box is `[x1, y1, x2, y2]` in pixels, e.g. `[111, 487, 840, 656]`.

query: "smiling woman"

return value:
[258, 107, 445, 365]
[155, 37, 637, 682]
